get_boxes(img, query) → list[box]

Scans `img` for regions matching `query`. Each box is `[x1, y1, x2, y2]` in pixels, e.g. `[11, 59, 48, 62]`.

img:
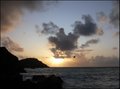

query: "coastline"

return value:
[0, 47, 64, 89]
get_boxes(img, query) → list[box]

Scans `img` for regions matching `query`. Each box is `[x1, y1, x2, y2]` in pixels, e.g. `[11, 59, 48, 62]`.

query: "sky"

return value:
[1, 0, 119, 67]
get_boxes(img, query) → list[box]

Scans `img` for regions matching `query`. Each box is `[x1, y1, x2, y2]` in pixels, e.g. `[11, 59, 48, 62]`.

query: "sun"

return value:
[52, 57, 64, 64]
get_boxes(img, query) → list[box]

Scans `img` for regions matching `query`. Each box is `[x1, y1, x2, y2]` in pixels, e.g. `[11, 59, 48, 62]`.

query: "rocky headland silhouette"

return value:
[20, 58, 48, 68]
[0, 47, 63, 89]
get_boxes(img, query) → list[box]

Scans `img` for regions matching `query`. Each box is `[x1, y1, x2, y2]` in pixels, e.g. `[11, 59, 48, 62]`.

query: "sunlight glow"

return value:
[52, 57, 64, 64]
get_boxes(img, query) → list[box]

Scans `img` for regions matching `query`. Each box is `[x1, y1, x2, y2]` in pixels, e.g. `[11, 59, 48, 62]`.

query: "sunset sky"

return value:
[1, 0, 119, 67]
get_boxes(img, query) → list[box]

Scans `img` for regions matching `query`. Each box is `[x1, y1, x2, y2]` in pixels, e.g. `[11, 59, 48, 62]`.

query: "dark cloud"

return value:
[80, 39, 99, 49]
[1, 0, 51, 33]
[48, 28, 79, 58]
[39, 15, 100, 37]
[109, 0, 119, 28]
[41, 22, 59, 34]
[36, 22, 59, 36]
[49, 28, 79, 51]
[73, 15, 98, 36]
[40, 15, 100, 58]
[1, 36, 24, 52]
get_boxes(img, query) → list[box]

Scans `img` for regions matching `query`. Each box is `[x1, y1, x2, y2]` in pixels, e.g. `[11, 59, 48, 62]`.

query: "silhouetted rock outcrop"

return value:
[0, 47, 24, 74]
[0, 47, 63, 89]
[20, 58, 49, 68]
[0, 47, 24, 88]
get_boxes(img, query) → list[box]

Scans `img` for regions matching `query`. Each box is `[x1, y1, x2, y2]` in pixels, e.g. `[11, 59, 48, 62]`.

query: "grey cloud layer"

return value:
[90, 56, 119, 67]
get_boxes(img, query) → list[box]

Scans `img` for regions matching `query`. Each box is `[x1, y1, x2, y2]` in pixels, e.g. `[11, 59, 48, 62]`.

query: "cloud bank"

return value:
[69, 55, 119, 67]
[1, 36, 24, 52]
[89, 56, 119, 67]
[1, 0, 50, 33]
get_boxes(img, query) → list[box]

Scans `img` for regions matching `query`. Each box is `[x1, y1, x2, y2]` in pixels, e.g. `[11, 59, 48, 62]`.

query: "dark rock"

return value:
[0, 47, 24, 74]
[21, 79, 37, 89]
[32, 75, 63, 89]
[32, 75, 46, 83]
[20, 58, 49, 68]
[0, 47, 63, 89]
[45, 75, 63, 89]
[0, 47, 24, 88]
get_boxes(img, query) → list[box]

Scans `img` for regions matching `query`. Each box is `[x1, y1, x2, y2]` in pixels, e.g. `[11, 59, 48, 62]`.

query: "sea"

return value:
[23, 67, 119, 89]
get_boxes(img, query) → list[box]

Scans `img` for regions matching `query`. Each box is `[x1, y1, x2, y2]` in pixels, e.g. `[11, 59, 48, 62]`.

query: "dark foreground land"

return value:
[0, 47, 63, 89]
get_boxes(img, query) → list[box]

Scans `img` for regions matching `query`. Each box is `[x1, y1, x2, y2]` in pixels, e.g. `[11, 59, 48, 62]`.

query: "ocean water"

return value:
[24, 67, 119, 89]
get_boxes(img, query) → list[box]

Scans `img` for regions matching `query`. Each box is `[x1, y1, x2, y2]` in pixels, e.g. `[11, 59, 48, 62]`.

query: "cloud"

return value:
[96, 1, 119, 28]
[72, 53, 89, 67]
[90, 56, 119, 67]
[36, 25, 42, 36]
[73, 15, 98, 36]
[72, 49, 93, 60]
[41, 22, 59, 35]
[70, 55, 119, 67]
[50, 48, 69, 58]
[1, 36, 24, 52]
[48, 28, 79, 58]
[96, 11, 108, 24]
[49, 28, 79, 51]
[96, 27, 104, 35]
[1, 0, 51, 33]
[75, 49, 93, 52]
[80, 39, 99, 49]
[40, 15, 100, 58]
[109, 1, 119, 28]
[36, 22, 59, 36]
